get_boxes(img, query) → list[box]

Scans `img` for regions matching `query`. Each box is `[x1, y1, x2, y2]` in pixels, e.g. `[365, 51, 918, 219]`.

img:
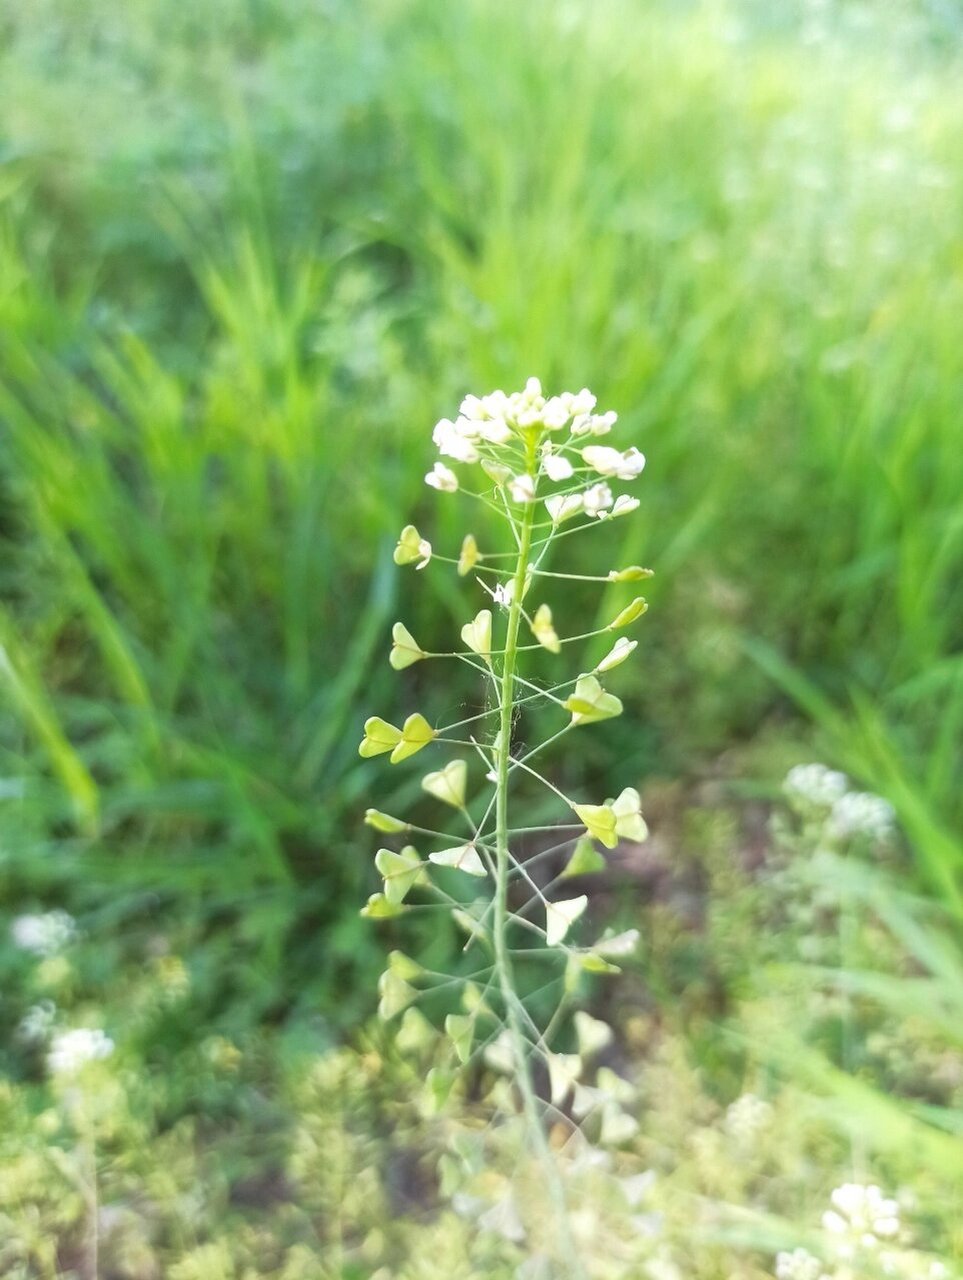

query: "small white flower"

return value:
[783, 763, 849, 810]
[568, 388, 597, 416]
[582, 482, 614, 517]
[11, 910, 76, 957]
[542, 452, 574, 481]
[545, 493, 584, 524]
[724, 1092, 774, 1143]
[822, 1183, 901, 1247]
[477, 416, 513, 444]
[539, 397, 571, 431]
[581, 445, 646, 479]
[508, 473, 537, 503]
[432, 417, 479, 462]
[775, 1248, 830, 1280]
[425, 462, 459, 492]
[458, 393, 485, 419]
[571, 409, 617, 436]
[461, 389, 512, 423]
[618, 447, 646, 477]
[828, 792, 895, 843]
[18, 1000, 57, 1044]
[48, 1027, 114, 1076]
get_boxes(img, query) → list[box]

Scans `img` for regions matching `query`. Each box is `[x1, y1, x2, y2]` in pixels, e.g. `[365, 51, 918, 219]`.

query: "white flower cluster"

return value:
[436, 380, 614, 459]
[783, 764, 895, 843]
[11, 909, 77, 956]
[426, 378, 645, 523]
[776, 1248, 830, 1280]
[47, 1027, 114, 1076]
[774, 1185, 955, 1280]
[822, 1183, 901, 1255]
[17, 1000, 57, 1044]
[724, 1092, 774, 1143]
[827, 792, 895, 843]
[783, 764, 848, 811]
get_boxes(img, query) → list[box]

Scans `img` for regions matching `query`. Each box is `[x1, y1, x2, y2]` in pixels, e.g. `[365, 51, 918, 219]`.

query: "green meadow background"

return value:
[2, 0, 962, 1273]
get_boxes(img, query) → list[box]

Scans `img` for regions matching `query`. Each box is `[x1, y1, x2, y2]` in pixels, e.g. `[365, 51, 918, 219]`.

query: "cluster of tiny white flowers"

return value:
[426, 378, 644, 524]
[11, 909, 77, 956]
[775, 1248, 830, 1280]
[17, 1000, 57, 1044]
[724, 1092, 774, 1143]
[432, 381, 607, 471]
[47, 1027, 114, 1076]
[827, 791, 895, 843]
[774, 1186, 955, 1280]
[783, 765, 895, 844]
[822, 1183, 901, 1255]
[783, 764, 848, 811]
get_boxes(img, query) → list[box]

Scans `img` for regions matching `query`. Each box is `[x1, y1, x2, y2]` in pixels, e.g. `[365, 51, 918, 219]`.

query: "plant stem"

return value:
[492, 475, 586, 1280]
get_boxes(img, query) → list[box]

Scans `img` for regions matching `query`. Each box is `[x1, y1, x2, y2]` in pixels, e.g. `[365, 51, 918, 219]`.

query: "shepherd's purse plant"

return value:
[358, 379, 652, 1273]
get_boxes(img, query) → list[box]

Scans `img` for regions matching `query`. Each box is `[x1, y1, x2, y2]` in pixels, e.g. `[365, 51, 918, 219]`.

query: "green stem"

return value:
[492, 469, 586, 1280]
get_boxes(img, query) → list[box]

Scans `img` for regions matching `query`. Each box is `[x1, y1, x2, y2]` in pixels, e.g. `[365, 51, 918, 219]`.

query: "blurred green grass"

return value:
[2, 0, 963, 1025]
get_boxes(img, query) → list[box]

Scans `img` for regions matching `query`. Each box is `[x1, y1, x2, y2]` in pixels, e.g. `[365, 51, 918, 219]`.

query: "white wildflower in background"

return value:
[17, 1000, 57, 1044]
[827, 791, 895, 843]
[822, 1183, 900, 1255]
[47, 1027, 114, 1076]
[724, 1092, 774, 1144]
[11, 909, 77, 956]
[773, 1184, 954, 1280]
[783, 764, 849, 811]
[775, 1247, 831, 1280]
[783, 765, 896, 845]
